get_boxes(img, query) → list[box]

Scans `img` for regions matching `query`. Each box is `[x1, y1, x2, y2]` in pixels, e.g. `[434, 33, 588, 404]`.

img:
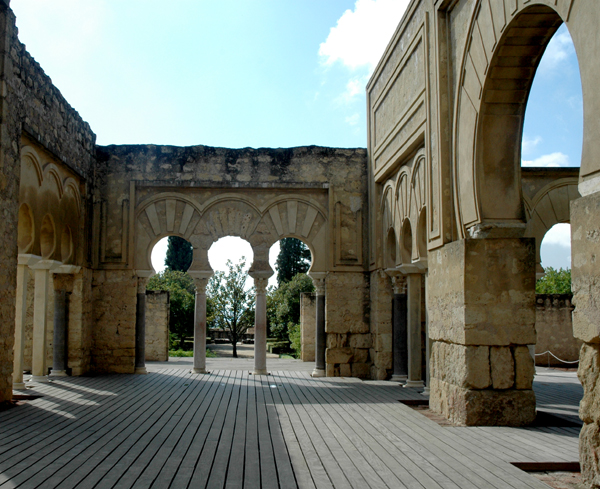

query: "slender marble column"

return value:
[405, 273, 424, 388]
[51, 289, 68, 376]
[253, 277, 269, 375]
[191, 272, 212, 374]
[423, 277, 431, 396]
[311, 274, 326, 378]
[29, 260, 61, 383]
[390, 274, 408, 382]
[135, 276, 148, 374]
[13, 255, 39, 389]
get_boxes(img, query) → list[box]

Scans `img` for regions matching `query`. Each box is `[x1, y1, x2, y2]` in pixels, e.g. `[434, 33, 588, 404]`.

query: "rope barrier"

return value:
[534, 350, 579, 366]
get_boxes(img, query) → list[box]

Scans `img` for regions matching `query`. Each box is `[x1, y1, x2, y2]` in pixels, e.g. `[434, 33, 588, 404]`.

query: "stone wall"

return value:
[534, 294, 580, 367]
[91, 270, 138, 374]
[145, 290, 169, 362]
[300, 292, 315, 362]
[369, 271, 392, 380]
[0, 3, 95, 400]
[325, 272, 371, 378]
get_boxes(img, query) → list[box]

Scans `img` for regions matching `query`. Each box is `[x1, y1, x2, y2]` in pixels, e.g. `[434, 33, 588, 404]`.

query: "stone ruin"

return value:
[1, 0, 600, 485]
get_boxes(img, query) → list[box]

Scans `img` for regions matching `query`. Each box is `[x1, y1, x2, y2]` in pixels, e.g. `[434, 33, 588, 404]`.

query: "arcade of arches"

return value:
[1, 0, 600, 485]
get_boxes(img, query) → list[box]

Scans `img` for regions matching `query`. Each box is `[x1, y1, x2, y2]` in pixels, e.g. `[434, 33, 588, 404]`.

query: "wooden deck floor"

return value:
[0, 366, 581, 489]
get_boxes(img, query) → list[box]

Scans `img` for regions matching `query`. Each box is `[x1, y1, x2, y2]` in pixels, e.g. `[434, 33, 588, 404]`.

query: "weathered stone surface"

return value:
[375, 333, 392, 353]
[571, 193, 600, 344]
[351, 363, 371, 379]
[326, 272, 369, 335]
[300, 292, 316, 362]
[429, 378, 536, 426]
[349, 334, 372, 349]
[326, 347, 353, 364]
[535, 294, 581, 365]
[339, 364, 352, 377]
[579, 343, 600, 424]
[514, 346, 534, 390]
[428, 240, 536, 346]
[490, 347, 514, 390]
[580, 422, 600, 487]
[145, 291, 169, 362]
[430, 341, 490, 389]
[353, 348, 369, 363]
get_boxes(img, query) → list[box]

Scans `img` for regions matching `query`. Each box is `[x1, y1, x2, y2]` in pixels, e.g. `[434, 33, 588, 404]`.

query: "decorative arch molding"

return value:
[453, 0, 574, 237]
[20, 146, 44, 186]
[42, 164, 65, 199]
[17, 203, 35, 254]
[133, 192, 330, 274]
[524, 178, 580, 273]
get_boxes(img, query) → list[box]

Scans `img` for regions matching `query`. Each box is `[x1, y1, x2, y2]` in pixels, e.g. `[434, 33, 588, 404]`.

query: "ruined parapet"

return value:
[145, 290, 170, 362]
[534, 294, 580, 367]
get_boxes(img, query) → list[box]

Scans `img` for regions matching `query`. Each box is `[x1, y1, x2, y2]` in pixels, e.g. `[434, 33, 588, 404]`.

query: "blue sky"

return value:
[11, 0, 580, 273]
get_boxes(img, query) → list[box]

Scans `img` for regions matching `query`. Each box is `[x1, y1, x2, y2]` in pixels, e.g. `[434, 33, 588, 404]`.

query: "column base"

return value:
[253, 369, 268, 375]
[12, 382, 27, 390]
[390, 374, 407, 382]
[192, 368, 206, 374]
[50, 370, 68, 377]
[404, 380, 425, 388]
[422, 386, 430, 397]
[311, 368, 326, 378]
[29, 375, 50, 383]
[134, 367, 148, 375]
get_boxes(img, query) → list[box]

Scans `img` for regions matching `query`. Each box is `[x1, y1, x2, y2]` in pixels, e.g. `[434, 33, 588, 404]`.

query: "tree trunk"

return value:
[232, 340, 237, 358]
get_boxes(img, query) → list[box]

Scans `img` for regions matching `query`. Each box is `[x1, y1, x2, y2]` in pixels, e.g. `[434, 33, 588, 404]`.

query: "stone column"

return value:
[29, 260, 61, 383]
[190, 271, 213, 375]
[388, 273, 408, 382]
[13, 255, 40, 390]
[252, 276, 269, 375]
[423, 273, 431, 396]
[571, 190, 600, 486]
[405, 273, 424, 388]
[51, 289, 68, 376]
[310, 273, 327, 378]
[135, 275, 149, 375]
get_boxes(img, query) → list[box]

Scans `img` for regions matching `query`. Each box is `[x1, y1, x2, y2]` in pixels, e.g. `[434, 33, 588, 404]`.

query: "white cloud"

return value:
[537, 29, 575, 75]
[319, 0, 410, 73]
[521, 135, 542, 155]
[336, 76, 369, 104]
[541, 223, 571, 269]
[521, 152, 570, 167]
[345, 113, 360, 126]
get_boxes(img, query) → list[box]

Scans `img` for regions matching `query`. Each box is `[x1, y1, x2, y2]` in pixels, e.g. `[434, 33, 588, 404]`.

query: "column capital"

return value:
[189, 270, 214, 294]
[17, 254, 41, 267]
[397, 263, 426, 275]
[253, 277, 269, 295]
[309, 272, 327, 296]
[29, 259, 62, 271]
[386, 269, 407, 294]
[53, 264, 81, 274]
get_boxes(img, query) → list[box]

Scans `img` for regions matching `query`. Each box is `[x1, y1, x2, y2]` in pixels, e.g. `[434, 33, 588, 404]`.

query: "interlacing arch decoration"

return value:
[18, 145, 83, 264]
[381, 149, 428, 267]
[134, 192, 329, 274]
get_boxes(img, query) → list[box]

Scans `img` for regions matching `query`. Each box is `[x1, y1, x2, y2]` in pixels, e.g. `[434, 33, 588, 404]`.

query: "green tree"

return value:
[267, 273, 314, 342]
[536, 267, 571, 294]
[276, 238, 311, 286]
[165, 236, 193, 271]
[207, 258, 254, 358]
[147, 270, 196, 349]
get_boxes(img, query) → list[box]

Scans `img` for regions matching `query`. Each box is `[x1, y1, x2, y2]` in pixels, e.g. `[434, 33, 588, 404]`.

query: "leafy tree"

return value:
[267, 273, 314, 341]
[207, 258, 254, 358]
[276, 238, 311, 286]
[165, 236, 193, 272]
[147, 270, 196, 349]
[536, 267, 571, 294]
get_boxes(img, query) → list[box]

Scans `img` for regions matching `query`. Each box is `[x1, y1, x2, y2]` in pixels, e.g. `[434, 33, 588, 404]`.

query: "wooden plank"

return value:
[0, 370, 180, 487]
[254, 374, 280, 489]
[224, 370, 249, 489]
